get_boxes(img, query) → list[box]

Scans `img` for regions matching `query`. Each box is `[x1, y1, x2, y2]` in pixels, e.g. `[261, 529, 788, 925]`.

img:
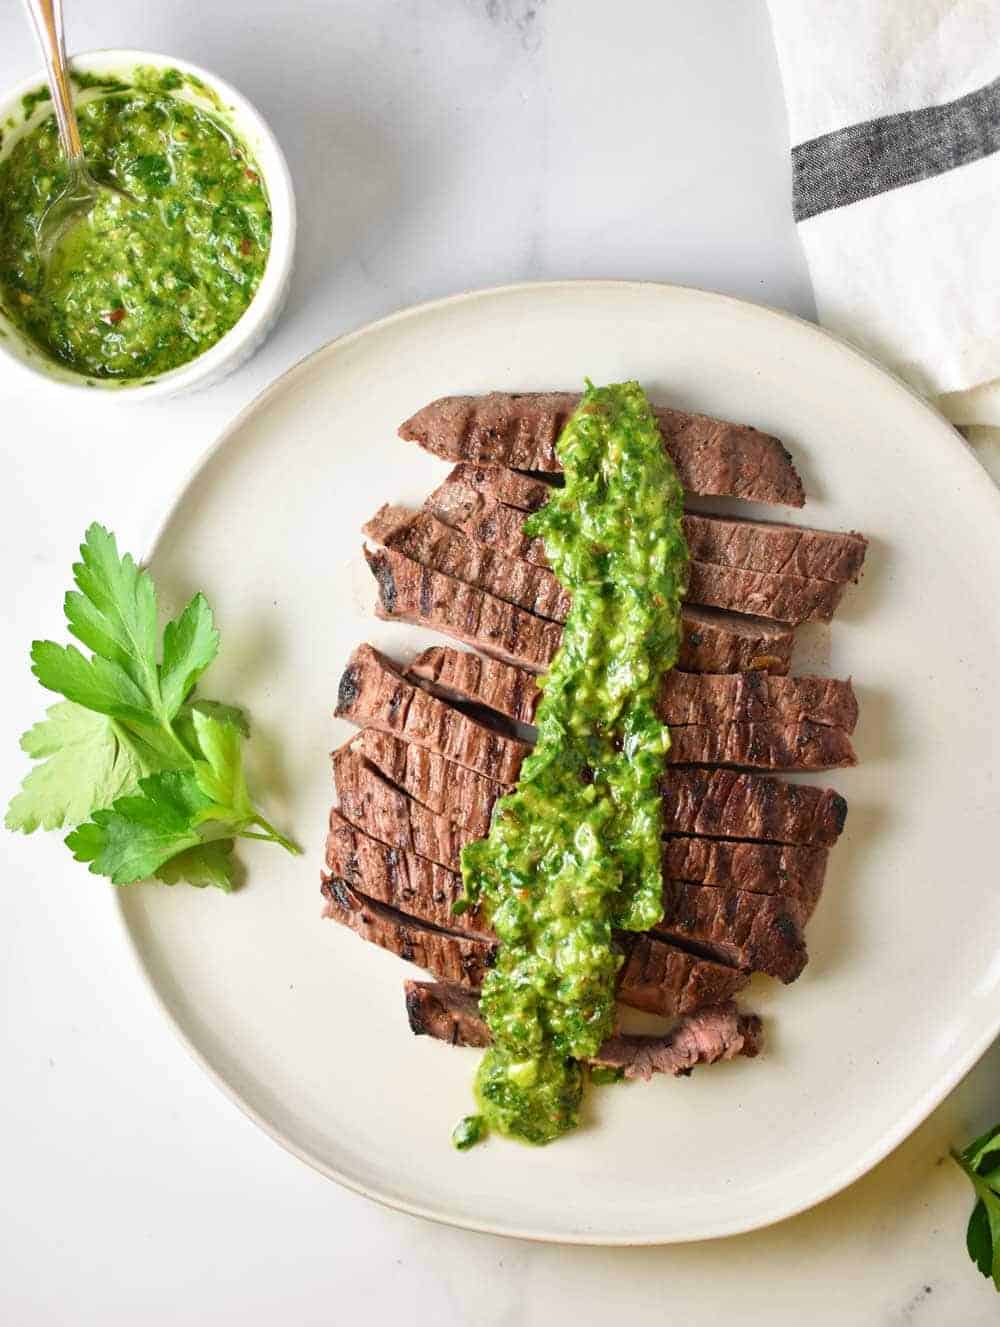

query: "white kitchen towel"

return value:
[766, 0, 1000, 480]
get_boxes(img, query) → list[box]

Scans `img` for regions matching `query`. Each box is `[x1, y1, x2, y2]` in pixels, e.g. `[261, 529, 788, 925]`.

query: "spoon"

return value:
[23, 0, 127, 260]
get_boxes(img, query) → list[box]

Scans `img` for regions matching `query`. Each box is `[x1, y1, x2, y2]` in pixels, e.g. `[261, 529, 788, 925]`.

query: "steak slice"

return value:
[618, 934, 749, 1015]
[399, 392, 805, 506]
[324, 877, 746, 1015]
[366, 547, 562, 672]
[334, 743, 478, 871]
[406, 645, 541, 726]
[365, 504, 571, 623]
[321, 877, 495, 989]
[406, 645, 857, 732]
[335, 643, 528, 783]
[404, 981, 763, 1079]
[334, 744, 826, 909]
[357, 729, 511, 837]
[368, 546, 794, 676]
[372, 499, 840, 626]
[428, 466, 867, 582]
[667, 720, 855, 771]
[663, 836, 826, 915]
[325, 808, 493, 938]
[654, 881, 807, 982]
[662, 768, 848, 846]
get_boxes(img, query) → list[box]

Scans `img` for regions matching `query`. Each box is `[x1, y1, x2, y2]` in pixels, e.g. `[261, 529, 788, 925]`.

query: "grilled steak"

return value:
[356, 728, 511, 837]
[661, 767, 848, 846]
[406, 645, 541, 726]
[368, 546, 795, 676]
[366, 546, 562, 672]
[321, 877, 495, 989]
[406, 645, 856, 732]
[399, 392, 805, 506]
[365, 504, 570, 623]
[654, 880, 807, 981]
[667, 720, 855, 771]
[404, 981, 763, 1079]
[662, 836, 826, 912]
[369, 500, 843, 625]
[427, 466, 866, 582]
[335, 643, 528, 782]
[325, 809, 493, 937]
[617, 934, 749, 1014]
[324, 877, 748, 1016]
[358, 724, 846, 845]
[334, 744, 827, 910]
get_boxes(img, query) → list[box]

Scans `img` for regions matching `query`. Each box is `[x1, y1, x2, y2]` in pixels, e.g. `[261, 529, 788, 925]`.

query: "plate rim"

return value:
[116, 278, 1000, 1245]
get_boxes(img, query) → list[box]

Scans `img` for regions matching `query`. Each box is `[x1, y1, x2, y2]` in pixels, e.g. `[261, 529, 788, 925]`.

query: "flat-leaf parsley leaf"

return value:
[7, 523, 298, 888]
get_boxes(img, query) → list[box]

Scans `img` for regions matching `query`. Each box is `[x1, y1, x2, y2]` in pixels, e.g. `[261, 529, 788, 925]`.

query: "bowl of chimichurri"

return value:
[0, 50, 295, 394]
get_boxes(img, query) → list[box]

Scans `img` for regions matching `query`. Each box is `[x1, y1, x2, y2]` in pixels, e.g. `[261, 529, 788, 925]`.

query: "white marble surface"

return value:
[0, 2, 996, 1322]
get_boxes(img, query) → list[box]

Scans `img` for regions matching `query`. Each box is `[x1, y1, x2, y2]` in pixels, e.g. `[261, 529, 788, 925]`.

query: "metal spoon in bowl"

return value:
[23, 0, 128, 260]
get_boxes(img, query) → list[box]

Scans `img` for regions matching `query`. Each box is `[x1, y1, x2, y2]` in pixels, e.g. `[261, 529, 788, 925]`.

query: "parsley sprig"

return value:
[953, 1124, 1000, 1290]
[6, 523, 298, 889]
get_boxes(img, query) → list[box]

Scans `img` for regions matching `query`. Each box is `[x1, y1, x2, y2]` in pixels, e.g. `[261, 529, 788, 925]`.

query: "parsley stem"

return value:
[242, 815, 300, 855]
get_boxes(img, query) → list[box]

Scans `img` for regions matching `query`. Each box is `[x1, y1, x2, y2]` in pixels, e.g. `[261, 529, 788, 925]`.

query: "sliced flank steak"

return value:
[335, 643, 529, 783]
[333, 743, 827, 908]
[661, 767, 848, 847]
[404, 981, 763, 1080]
[356, 724, 846, 847]
[368, 500, 844, 626]
[654, 880, 807, 982]
[365, 546, 563, 673]
[355, 728, 509, 838]
[406, 645, 856, 733]
[323, 877, 749, 1016]
[328, 806, 806, 981]
[666, 720, 855, 771]
[426, 465, 867, 583]
[367, 547, 795, 676]
[324, 809, 492, 938]
[399, 392, 805, 506]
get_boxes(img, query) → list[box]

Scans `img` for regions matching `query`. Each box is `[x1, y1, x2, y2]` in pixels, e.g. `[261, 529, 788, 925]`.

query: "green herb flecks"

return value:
[457, 381, 689, 1145]
[6, 524, 298, 889]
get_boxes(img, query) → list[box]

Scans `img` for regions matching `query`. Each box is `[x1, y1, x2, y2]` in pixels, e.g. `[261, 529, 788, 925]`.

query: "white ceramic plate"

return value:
[121, 281, 1000, 1244]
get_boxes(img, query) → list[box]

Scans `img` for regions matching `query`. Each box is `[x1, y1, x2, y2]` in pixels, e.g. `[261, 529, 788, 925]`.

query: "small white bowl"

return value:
[0, 49, 295, 397]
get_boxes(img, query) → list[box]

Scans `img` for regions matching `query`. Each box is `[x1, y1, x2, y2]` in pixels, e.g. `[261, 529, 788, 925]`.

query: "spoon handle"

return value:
[22, 0, 84, 165]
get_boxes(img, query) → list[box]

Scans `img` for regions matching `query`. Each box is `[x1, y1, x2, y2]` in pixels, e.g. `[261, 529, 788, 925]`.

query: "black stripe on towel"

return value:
[793, 75, 1000, 221]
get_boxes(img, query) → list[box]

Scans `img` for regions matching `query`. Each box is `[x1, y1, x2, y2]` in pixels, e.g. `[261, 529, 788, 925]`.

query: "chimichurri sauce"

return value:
[457, 381, 689, 1146]
[0, 74, 270, 379]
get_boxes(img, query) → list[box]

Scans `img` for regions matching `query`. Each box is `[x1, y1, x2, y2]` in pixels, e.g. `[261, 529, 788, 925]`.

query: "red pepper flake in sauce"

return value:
[101, 307, 127, 325]
[240, 238, 252, 256]
[245, 169, 259, 183]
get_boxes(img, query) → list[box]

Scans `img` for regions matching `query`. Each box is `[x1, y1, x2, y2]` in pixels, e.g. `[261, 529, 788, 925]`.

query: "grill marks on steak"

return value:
[372, 497, 843, 626]
[357, 724, 846, 848]
[365, 504, 571, 622]
[334, 741, 828, 910]
[335, 643, 528, 782]
[431, 465, 867, 583]
[325, 809, 492, 937]
[365, 546, 563, 673]
[357, 729, 510, 837]
[654, 881, 807, 982]
[404, 981, 763, 1079]
[329, 780, 809, 980]
[661, 768, 847, 847]
[323, 875, 748, 1016]
[322, 877, 496, 989]
[367, 545, 794, 677]
[406, 645, 856, 733]
[399, 392, 805, 507]
[667, 719, 855, 771]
